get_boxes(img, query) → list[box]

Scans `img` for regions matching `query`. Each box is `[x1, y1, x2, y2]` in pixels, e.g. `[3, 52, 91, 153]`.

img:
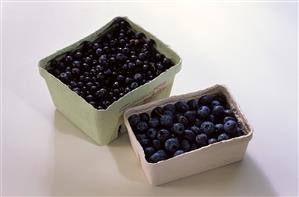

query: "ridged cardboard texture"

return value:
[39, 17, 182, 145]
[124, 85, 253, 185]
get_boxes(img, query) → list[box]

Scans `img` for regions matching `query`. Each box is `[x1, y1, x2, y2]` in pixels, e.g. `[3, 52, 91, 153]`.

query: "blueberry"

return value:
[184, 110, 197, 122]
[130, 82, 139, 89]
[95, 88, 107, 97]
[183, 130, 196, 142]
[181, 139, 191, 151]
[134, 73, 142, 81]
[215, 123, 224, 134]
[144, 147, 155, 156]
[177, 115, 189, 127]
[198, 95, 212, 106]
[200, 121, 215, 136]
[224, 116, 236, 123]
[59, 72, 69, 82]
[128, 115, 140, 127]
[136, 121, 148, 133]
[140, 113, 150, 122]
[146, 128, 157, 139]
[174, 150, 185, 156]
[211, 100, 221, 108]
[148, 118, 159, 128]
[186, 99, 198, 110]
[195, 133, 208, 146]
[172, 123, 185, 135]
[149, 150, 168, 163]
[224, 120, 237, 135]
[224, 109, 233, 116]
[160, 115, 173, 128]
[151, 107, 163, 117]
[217, 133, 230, 141]
[164, 110, 174, 117]
[136, 134, 147, 141]
[194, 118, 202, 127]
[190, 143, 198, 151]
[86, 95, 94, 101]
[236, 127, 245, 136]
[175, 101, 189, 113]
[152, 139, 162, 149]
[190, 126, 200, 134]
[140, 138, 151, 147]
[71, 68, 80, 75]
[208, 138, 217, 144]
[212, 105, 225, 116]
[164, 138, 179, 153]
[157, 129, 170, 141]
[163, 104, 176, 113]
[197, 106, 211, 119]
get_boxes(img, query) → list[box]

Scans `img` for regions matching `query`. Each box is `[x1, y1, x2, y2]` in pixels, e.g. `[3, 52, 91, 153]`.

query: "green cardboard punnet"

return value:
[39, 17, 182, 145]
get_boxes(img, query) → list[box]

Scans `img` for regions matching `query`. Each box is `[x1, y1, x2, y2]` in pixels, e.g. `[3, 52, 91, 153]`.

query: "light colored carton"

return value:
[124, 85, 253, 185]
[39, 17, 181, 145]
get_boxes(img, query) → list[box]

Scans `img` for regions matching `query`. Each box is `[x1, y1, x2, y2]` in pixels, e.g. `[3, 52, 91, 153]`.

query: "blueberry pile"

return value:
[47, 18, 174, 109]
[128, 94, 245, 163]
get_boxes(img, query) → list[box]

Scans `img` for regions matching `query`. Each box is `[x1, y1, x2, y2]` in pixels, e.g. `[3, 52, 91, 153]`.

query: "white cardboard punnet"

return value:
[124, 85, 253, 185]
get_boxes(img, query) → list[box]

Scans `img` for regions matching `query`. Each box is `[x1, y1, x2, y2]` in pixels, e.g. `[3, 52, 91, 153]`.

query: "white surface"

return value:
[2, 1, 298, 196]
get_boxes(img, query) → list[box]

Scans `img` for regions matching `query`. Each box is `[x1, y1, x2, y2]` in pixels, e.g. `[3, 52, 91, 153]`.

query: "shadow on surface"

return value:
[53, 109, 97, 145]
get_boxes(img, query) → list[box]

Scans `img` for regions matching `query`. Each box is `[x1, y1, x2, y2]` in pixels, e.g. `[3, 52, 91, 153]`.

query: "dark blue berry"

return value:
[215, 123, 224, 134]
[199, 95, 212, 106]
[184, 110, 197, 122]
[190, 143, 198, 150]
[140, 113, 150, 122]
[152, 139, 162, 149]
[136, 121, 148, 133]
[172, 123, 185, 135]
[200, 121, 215, 136]
[218, 133, 230, 141]
[140, 138, 151, 147]
[211, 100, 221, 108]
[195, 133, 208, 146]
[146, 128, 157, 139]
[208, 138, 217, 144]
[164, 138, 179, 153]
[149, 150, 168, 163]
[190, 126, 200, 134]
[224, 120, 237, 135]
[212, 105, 225, 116]
[183, 130, 196, 142]
[129, 114, 140, 127]
[197, 106, 211, 119]
[177, 115, 189, 127]
[181, 139, 191, 151]
[151, 107, 163, 117]
[163, 104, 176, 113]
[160, 115, 173, 128]
[175, 101, 189, 113]
[157, 129, 170, 141]
[174, 150, 185, 156]
[187, 99, 198, 110]
[224, 116, 236, 123]
[144, 147, 155, 156]
[148, 118, 159, 128]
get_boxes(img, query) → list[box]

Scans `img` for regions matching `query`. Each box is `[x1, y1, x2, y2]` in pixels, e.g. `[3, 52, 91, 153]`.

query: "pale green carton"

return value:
[39, 17, 182, 145]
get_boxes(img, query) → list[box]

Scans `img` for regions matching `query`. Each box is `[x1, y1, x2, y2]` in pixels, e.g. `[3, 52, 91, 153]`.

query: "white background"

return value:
[2, 1, 298, 196]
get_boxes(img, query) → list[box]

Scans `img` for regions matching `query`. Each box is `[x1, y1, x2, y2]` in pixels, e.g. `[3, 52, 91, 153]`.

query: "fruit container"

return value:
[124, 84, 253, 185]
[39, 17, 181, 145]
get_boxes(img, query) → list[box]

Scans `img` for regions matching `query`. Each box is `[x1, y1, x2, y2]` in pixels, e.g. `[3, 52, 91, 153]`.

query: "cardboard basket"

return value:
[39, 17, 182, 145]
[124, 85, 253, 185]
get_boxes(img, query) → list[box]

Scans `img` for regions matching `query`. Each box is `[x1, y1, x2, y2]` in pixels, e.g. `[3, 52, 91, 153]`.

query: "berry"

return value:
[140, 112, 150, 122]
[200, 121, 215, 136]
[195, 133, 208, 146]
[183, 130, 196, 142]
[146, 128, 157, 139]
[152, 139, 162, 149]
[163, 104, 176, 113]
[212, 105, 225, 116]
[211, 100, 221, 108]
[218, 133, 230, 141]
[224, 116, 236, 123]
[187, 99, 198, 110]
[164, 138, 179, 153]
[175, 101, 189, 113]
[198, 95, 212, 106]
[160, 115, 173, 128]
[157, 129, 170, 141]
[136, 121, 148, 133]
[215, 123, 224, 134]
[151, 107, 163, 117]
[181, 139, 191, 151]
[208, 138, 217, 144]
[184, 110, 197, 122]
[144, 147, 155, 156]
[148, 118, 159, 128]
[177, 115, 189, 127]
[172, 123, 185, 135]
[197, 106, 210, 119]
[140, 138, 151, 147]
[149, 150, 168, 163]
[174, 150, 185, 156]
[190, 126, 200, 134]
[224, 120, 237, 135]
